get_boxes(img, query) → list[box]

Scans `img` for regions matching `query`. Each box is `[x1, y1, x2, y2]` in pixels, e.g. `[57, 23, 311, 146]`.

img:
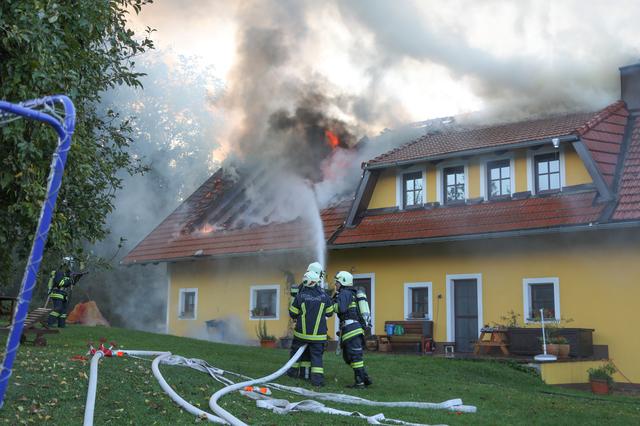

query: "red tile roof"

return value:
[333, 191, 604, 246]
[124, 103, 640, 263]
[368, 111, 597, 166]
[122, 171, 350, 264]
[577, 101, 629, 185]
[613, 114, 640, 220]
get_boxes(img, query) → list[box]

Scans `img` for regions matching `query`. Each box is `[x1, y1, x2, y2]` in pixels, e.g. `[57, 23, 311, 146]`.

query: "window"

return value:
[487, 159, 511, 198]
[443, 166, 465, 202]
[250, 285, 280, 320]
[404, 283, 432, 320]
[535, 152, 561, 193]
[523, 278, 560, 322]
[178, 288, 198, 320]
[402, 171, 424, 208]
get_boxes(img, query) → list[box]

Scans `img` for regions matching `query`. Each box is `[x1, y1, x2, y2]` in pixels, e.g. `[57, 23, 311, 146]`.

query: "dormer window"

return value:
[487, 159, 511, 199]
[402, 171, 424, 208]
[535, 152, 561, 193]
[443, 166, 465, 203]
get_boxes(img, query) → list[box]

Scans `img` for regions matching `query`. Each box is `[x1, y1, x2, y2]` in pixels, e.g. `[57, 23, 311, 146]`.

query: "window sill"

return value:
[444, 200, 465, 206]
[178, 315, 196, 320]
[250, 316, 278, 321]
[535, 189, 561, 197]
[488, 195, 511, 202]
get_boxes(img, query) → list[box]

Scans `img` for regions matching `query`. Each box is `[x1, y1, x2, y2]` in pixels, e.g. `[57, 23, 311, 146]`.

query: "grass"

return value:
[1, 326, 638, 425]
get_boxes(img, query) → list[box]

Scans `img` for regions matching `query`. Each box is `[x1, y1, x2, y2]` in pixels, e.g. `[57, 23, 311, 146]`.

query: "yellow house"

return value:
[124, 63, 640, 385]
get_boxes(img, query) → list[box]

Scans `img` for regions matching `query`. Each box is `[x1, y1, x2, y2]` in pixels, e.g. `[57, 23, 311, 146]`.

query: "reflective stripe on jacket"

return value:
[289, 286, 334, 341]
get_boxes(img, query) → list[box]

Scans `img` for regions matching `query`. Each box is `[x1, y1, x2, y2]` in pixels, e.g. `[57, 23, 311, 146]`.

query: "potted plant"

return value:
[587, 362, 616, 394]
[256, 319, 277, 348]
[553, 336, 570, 358]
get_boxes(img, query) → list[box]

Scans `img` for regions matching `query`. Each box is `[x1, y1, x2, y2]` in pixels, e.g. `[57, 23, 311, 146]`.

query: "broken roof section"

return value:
[122, 167, 351, 264]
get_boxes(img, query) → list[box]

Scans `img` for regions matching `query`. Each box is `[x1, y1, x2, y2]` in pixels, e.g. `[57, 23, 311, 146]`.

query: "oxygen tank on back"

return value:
[355, 288, 371, 328]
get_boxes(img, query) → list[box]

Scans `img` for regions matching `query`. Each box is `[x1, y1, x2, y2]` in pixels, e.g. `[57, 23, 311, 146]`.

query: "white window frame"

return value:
[445, 273, 483, 342]
[178, 288, 198, 321]
[526, 146, 566, 194]
[437, 161, 469, 204]
[396, 165, 427, 209]
[404, 282, 433, 320]
[523, 277, 561, 323]
[249, 284, 281, 321]
[479, 154, 516, 200]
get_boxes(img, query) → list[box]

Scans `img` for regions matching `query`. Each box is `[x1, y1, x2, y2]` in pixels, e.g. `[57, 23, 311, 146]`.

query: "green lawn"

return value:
[1, 326, 638, 425]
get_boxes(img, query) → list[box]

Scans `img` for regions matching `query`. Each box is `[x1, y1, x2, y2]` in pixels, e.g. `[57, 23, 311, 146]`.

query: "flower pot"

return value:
[260, 339, 278, 349]
[557, 344, 570, 359]
[590, 378, 610, 395]
[545, 344, 559, 356]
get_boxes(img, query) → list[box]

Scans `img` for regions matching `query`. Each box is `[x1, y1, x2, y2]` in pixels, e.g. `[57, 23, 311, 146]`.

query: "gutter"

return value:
[123, 246, 302, 266]
[365, 135, 580, 170]
[327, 220, 640, 250]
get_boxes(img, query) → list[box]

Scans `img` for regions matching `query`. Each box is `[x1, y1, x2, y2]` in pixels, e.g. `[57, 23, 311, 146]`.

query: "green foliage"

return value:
[0, 0, 155, 292]
[588, 362, 617, 384]
[255, 319, 276, 341]
[493, 309, 522, 328]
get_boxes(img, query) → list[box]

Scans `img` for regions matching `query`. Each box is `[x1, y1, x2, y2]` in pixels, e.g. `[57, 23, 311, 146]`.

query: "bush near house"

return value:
[1, 326, 638, 425]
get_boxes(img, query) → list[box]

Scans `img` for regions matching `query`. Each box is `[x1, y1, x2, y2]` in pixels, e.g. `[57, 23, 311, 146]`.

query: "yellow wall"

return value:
[426, 166, 437, 203]
[540, 361, 609, 385]
[327, 229, 640, 383]
[366, 147, 592, 210]
[564, 145, 592, 186]
[169, 254, 321, 342]
[169, 228, 640, 384]
[468, 160, 481, 198]
[368, 169, 396, 209]
[514, 150, 528, 193]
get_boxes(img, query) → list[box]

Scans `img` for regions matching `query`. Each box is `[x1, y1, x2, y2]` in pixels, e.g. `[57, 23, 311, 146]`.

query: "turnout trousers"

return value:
[287, 337, 326, 386]
[48, 295, 68, 328]
[340, 330, 371, 386]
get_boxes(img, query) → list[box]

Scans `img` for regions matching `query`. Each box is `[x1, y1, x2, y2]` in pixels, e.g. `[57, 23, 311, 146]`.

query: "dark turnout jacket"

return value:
[289, 285, 334, 341]
[334, 288, 365, 342]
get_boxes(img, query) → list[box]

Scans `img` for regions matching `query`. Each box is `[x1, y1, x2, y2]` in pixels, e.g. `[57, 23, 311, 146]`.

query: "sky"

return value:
[128, 0, 640, 133]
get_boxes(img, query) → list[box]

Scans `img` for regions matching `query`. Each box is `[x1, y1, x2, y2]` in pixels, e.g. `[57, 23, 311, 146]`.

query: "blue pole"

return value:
[0, 95, 76, 408]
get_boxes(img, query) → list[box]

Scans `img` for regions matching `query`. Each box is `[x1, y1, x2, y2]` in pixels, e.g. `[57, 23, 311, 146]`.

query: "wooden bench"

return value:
[384, 320, 433, 354]
[0, 307, 59, 346]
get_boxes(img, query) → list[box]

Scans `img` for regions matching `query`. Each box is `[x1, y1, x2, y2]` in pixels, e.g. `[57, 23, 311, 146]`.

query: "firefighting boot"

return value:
[348, 369, 366, 388]
[287, 366, 300, 379]
[58, 316, 66, 328]
[363, 369, 373, 386]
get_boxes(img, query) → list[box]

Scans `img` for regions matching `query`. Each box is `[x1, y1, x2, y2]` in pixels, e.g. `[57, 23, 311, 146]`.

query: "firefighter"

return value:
[288, 262, 327, 378]
[47, 257, 86, 328]
[333, 270, 373, 388]
[287, 269, 334, 386]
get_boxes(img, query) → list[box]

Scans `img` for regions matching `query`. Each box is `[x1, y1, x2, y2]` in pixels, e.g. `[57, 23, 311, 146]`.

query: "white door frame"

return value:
[334, 272, 376, 335]
[446, 273, 483, 342]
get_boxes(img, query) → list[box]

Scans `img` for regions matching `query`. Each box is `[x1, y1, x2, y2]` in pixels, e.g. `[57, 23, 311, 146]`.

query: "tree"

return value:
[0, 0, 154, 292]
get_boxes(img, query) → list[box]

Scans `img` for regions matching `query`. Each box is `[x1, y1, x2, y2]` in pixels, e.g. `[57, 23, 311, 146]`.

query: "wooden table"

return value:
[474, 328, 510, 355]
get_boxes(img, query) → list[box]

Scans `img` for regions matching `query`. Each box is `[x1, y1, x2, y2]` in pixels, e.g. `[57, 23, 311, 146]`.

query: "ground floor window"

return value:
[523, 278, 560, 322]
[404, 282, 432, 320]
[178, 288, 198, 320]
[250, 285, 280, 320]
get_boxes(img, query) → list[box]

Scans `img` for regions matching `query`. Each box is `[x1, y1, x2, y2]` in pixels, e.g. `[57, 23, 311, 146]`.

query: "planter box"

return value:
[507, 327, 594, 357]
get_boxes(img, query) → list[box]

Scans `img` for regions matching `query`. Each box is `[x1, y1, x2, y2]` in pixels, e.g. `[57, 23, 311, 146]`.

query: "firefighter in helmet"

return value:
[287, 269, 334, 386]
[47, 256, 86, 328]
[333, 270, 373, 387]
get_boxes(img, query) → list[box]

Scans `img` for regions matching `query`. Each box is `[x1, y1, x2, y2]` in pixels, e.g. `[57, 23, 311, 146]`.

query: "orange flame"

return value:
[325, 130, 339, 149]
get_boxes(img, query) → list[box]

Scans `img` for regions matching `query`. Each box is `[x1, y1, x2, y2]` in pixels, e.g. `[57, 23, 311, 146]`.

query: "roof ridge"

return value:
[575, 100, 626, 136]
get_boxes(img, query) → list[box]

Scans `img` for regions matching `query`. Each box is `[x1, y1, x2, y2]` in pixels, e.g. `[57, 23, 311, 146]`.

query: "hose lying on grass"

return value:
[84, 346, 476, 426]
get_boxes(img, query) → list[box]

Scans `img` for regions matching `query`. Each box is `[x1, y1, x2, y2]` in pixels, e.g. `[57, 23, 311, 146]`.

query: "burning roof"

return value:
[123, 100, 640, 265]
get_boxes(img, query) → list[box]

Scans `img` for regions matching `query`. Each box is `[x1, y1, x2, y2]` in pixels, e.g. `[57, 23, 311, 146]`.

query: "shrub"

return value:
[587, 362, 617, 384]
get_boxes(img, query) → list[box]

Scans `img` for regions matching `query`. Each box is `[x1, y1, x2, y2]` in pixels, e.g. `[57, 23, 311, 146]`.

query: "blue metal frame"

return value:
[0, 95, 76, 408]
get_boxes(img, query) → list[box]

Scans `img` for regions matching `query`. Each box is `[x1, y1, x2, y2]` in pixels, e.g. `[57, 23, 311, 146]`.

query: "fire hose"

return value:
[83, 344, 476, 425]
